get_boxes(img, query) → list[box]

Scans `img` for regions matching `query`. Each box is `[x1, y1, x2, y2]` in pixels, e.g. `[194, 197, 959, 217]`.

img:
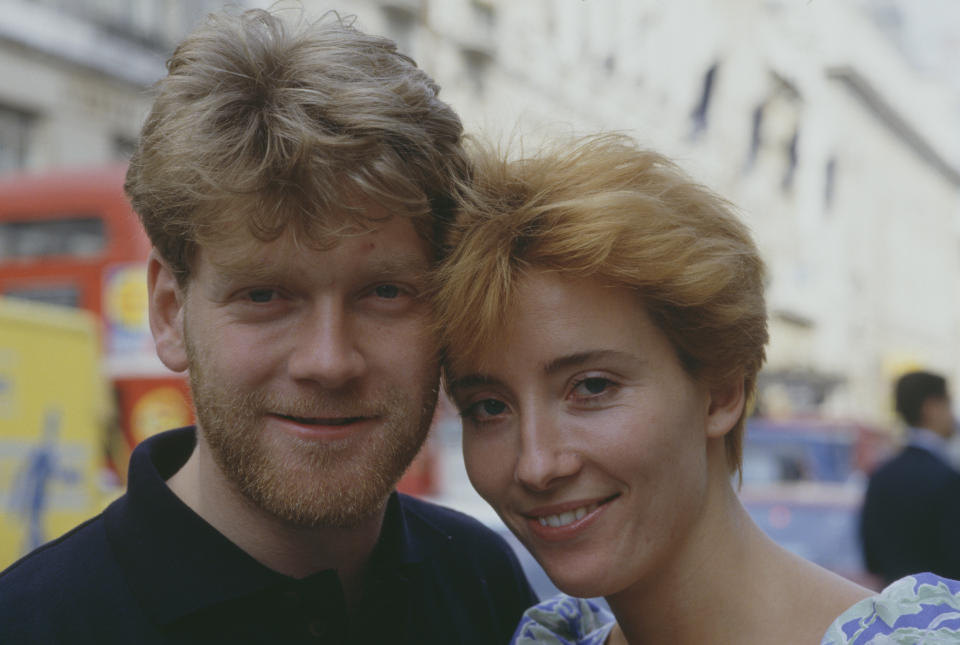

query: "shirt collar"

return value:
[906, 426, 952, 462]
[104, 427, 434, 626]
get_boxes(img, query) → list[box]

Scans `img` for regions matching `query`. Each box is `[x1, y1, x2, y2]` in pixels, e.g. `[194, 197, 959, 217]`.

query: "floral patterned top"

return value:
[511, 573, 960, 644]
[511, 595, 615, 645]
[823, 573, 960, 644]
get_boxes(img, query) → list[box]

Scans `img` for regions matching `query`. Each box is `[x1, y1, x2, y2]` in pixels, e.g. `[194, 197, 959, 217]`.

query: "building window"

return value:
[381, 5, 417, 56]
[824, 156, 837, 211]
[113, 134, 138, 161]
[745, 73, 803, 191]
[746, 103, 764, 170]
[782, 126, 799, 193]
[0, 216, 106, 260]
[690, 62, 718, 139]
[0, 105, 32, 173]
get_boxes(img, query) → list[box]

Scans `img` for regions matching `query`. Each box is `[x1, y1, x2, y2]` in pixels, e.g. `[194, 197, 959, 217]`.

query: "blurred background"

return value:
[0, 0, 958, 595]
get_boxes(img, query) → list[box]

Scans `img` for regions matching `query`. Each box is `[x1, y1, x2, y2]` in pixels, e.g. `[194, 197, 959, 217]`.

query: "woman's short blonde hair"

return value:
[125, 7, 466, 284]
[435, 134, 768, 474]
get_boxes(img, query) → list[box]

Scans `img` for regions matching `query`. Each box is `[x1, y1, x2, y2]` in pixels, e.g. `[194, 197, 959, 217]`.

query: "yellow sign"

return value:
[131, 387, 191, 444]
[0, 298, 108, 568]
[104, 263, 148, 331]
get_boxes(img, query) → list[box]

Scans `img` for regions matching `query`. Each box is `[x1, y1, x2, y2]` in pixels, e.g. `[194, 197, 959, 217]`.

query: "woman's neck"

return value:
[604, 469, 870, 645]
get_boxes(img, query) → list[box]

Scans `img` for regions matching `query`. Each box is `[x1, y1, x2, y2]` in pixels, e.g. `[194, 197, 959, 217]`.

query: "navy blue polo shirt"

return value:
[0, 428, 537, 644]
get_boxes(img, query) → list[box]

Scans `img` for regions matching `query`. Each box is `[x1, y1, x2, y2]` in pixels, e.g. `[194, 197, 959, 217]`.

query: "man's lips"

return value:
[274, 414, 366, 426]
[267, 413, 376, 439]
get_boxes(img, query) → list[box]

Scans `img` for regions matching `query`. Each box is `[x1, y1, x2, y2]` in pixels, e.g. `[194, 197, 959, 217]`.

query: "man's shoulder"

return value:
[0, 508, 133, 641]
[395, 494, 532, 581]
[394, 494, 539, 641]
[873, 446, 958, 483]
[397, 494, 508, 548]
[0, 511, 109, 588]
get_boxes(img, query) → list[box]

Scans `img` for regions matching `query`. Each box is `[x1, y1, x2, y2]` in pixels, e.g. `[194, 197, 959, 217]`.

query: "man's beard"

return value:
[186, 341, 437, 529]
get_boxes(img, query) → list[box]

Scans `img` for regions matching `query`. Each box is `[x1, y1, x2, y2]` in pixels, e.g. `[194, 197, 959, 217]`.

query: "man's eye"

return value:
[374, 284, 400, 299]
[248, 288, 276, 303]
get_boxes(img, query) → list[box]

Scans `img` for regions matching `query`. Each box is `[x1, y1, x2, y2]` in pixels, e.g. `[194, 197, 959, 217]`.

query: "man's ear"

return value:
[705, 377, 746, 438]
[147, 250, 189, 373]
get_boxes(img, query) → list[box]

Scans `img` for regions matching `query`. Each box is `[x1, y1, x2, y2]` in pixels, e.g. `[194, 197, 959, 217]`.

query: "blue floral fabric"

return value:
[511, 594, 614, 645]
[512, 573, 960, 645]
[822, 573, 960, 644]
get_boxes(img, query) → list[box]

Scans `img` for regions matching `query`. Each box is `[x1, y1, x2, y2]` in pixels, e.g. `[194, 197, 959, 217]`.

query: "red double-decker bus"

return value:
[0, 164, 193, 482]
[0, 164, 437, 495]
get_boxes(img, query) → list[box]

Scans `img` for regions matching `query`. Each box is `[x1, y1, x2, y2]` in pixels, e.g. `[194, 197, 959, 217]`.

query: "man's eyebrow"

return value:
[208, 259, 288, 286]
[208, 251, 429, 286]
[362, 254, 431, 278]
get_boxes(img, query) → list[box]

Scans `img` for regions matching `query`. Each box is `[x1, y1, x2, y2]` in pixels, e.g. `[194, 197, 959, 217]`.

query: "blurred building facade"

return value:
[1, 0, 957, 425]
[328, 0, 960, 426]
[0, 0, 223, 171]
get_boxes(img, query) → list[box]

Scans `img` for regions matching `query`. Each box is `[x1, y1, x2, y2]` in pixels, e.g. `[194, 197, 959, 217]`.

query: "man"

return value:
[861, 370, 960, 585]
[0, 8, 535, 644]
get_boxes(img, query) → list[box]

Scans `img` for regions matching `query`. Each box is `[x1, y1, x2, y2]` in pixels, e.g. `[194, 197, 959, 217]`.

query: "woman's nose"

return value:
[515, 412, 582, 491]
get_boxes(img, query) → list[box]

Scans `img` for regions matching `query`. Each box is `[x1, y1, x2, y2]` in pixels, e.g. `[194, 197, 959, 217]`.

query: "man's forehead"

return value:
[197, 215, 429, 277]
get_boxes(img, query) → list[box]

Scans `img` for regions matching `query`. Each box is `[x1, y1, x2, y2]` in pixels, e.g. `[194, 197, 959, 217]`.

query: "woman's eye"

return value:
[247, 288, 276, 303]
[462, 398, 508, 421]
[479, 399, 507, 416]
[574, 377, 613, 397]
[374, 284, 400, 299]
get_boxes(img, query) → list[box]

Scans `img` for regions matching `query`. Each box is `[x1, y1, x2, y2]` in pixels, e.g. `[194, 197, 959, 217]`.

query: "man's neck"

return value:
[166, 439, 385, 605]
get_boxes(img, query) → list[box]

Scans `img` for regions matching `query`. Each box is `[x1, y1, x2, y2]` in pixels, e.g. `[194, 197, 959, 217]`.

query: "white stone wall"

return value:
[321, 0, 960, 423]
[0, 0, 226, 171]
[5, 0, 955, 422]
[0, 42, 152, 169]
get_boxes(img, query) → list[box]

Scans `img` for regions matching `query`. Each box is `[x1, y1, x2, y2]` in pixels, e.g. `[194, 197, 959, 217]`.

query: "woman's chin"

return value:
[541, 565, 612, 599]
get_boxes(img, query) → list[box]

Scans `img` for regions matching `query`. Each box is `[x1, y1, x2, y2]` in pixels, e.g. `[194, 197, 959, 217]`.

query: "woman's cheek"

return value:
[463, 429, 511, 501]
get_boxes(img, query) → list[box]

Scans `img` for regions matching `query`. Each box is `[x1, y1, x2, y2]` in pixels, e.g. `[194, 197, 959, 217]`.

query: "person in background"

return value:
[861, 370, 960, 585]
[0, 8, 535, 644]
[434, 134, 960, 644]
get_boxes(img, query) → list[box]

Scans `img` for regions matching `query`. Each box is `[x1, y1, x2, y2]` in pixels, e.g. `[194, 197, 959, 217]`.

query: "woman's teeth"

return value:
[537, 502, 600, 528]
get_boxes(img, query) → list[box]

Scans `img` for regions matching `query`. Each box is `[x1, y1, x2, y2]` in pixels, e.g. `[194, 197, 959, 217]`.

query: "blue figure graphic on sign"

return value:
[8, 409, 81, 554]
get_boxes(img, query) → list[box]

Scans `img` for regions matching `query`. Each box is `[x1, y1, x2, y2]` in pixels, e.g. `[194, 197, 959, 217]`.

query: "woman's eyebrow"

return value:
[542, 349, 641, 376]
[449, 350, 643, 395]
[447, 373, 503, 396]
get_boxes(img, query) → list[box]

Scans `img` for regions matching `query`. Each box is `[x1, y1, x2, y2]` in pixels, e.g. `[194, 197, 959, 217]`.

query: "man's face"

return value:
[925, 395, 957, 439]
[174, 212, 438, 528]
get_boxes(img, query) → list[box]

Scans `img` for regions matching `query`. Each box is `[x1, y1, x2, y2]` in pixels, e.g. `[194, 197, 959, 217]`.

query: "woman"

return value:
[433, 134, 960, 644]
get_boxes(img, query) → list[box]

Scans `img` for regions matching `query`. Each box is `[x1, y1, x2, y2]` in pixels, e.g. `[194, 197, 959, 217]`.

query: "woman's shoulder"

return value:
[511, 594, 616, 645]
[821, 573, 960, 644]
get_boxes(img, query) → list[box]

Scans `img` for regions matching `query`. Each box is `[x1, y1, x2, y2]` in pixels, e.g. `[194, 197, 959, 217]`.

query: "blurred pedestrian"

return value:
[861, 370, 960, 585]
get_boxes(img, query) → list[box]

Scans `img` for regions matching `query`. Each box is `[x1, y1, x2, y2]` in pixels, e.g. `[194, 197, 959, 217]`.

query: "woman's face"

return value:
[448, 270, 737, 598]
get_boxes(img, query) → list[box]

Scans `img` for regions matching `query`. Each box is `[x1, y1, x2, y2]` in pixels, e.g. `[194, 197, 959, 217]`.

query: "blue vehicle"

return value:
[739, 418, 892, 588]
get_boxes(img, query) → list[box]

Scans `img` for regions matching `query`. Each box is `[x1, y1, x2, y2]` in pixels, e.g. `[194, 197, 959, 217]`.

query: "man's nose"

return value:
[515, 411, 582, 491]
[287, 303, 366, 388]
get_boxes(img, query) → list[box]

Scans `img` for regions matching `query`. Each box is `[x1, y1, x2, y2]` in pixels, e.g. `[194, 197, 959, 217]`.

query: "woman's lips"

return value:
[523, 494, 619, 542]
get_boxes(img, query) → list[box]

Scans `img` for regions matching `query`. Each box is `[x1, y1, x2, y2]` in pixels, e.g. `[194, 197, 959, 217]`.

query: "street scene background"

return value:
[1, 0, 959, 597]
